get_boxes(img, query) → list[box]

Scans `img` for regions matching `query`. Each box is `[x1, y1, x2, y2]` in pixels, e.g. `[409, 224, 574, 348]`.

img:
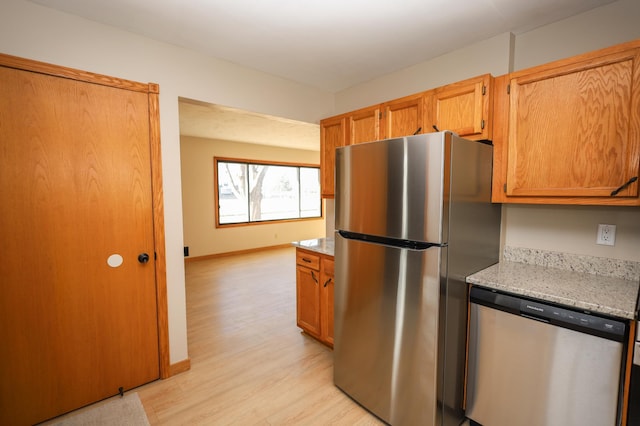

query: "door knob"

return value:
[138, 253, 150, 264]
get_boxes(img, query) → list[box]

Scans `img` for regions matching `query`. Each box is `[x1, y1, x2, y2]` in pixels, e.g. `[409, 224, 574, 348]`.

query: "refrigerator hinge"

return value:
[482, 85, 486, 96]
[507, 84, 511, 95]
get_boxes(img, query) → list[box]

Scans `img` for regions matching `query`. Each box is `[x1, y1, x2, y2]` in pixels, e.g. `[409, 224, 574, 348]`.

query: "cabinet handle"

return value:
[610, 176, 638, 196]
[302, 257, 312, 263]
[413, 127, 422, 135]
[323, 278, 332, 288]
[432, 125, 440, 132]
[311, 271, 318, 284]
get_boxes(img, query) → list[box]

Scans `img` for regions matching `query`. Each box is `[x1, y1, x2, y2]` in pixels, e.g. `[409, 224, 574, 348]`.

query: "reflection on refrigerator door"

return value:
[333, 132, 501, 426]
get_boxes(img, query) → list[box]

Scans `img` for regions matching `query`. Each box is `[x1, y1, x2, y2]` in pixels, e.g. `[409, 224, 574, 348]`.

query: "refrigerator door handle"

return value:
[338, 230, 442, 250]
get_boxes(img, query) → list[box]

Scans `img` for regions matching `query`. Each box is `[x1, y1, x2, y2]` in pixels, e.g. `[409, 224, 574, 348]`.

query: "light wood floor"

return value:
[137, 247, 384, 425]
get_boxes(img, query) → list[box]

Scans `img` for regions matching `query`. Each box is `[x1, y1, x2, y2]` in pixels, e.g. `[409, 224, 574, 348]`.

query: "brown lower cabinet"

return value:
[295, 248, 334, 347]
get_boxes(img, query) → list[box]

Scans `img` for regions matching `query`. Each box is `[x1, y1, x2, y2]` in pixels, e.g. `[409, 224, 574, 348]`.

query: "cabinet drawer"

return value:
[296, 250, 320, 270]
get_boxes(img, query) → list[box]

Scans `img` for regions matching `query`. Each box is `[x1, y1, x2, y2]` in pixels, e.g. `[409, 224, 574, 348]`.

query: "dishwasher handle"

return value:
[470, 286, 626, 342]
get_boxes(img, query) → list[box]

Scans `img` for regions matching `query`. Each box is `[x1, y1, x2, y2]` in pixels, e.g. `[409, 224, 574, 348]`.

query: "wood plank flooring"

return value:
[137, 247, 384, 425]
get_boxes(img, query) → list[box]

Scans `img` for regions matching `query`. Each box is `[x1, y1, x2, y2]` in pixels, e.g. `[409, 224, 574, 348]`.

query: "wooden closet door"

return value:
[0, 66, 160, 425]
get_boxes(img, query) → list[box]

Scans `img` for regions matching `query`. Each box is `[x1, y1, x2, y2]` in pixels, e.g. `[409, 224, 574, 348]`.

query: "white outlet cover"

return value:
[596, 224, 616, 246]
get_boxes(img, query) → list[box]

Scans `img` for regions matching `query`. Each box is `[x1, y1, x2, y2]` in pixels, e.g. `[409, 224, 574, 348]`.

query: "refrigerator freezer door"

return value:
[335, 133, 446, 244]
[334, 233, 443, 425]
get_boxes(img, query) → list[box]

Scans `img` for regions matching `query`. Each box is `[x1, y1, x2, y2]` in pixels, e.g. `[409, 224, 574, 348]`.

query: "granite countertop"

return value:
[467, 247, 640, 320]
[291, 237, 334, 257]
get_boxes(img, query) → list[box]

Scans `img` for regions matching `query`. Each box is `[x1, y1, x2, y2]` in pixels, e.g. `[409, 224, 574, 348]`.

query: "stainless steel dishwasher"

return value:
[466, 286, 627, 426]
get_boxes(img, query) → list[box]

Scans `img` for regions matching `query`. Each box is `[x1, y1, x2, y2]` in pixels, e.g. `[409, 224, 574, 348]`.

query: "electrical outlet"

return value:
[596, 224, 616, 246]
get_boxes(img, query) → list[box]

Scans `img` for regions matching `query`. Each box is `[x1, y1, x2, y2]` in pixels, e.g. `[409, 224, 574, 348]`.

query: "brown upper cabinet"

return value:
[347, 104, 382, 145]
[319, 74, 494, 197]
[381, 92, 427, 139]
[492, 40, 640, 205]
[431, 74, 493, 141]
[320, 115, 347, 198]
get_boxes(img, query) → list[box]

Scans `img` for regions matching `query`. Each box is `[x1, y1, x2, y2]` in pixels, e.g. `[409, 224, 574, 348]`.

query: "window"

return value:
[215, 157, 321, 226]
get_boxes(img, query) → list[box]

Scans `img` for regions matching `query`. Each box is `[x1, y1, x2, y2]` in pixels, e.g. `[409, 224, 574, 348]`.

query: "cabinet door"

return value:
[320, 115, 347, 198]
[505, 48, 640, 202]
[348, 105, 381, 144]
[320, 257, 335, 347]
[432, 74, 492, 140]
[381, 93, 426, 139]
[296, 265, 321, 337]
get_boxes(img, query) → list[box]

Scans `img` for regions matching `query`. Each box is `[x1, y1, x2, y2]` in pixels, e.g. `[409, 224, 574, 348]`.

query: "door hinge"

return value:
[480, 119, 485, 130]
[154, 252, 157, 260]
[482, 85, 486, 96]
[379, 112, 383, 119]
[507, 84, 511, 95]
[503, 183, 507, 193]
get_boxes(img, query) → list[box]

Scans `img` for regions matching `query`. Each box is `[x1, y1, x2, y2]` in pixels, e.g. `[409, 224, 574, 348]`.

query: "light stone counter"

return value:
[467, 247, 640, 320]
[291, 237, 334, 257]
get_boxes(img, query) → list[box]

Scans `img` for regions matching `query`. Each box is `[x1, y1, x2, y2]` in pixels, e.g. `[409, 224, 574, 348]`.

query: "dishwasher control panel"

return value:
[470, 287, 627, 342]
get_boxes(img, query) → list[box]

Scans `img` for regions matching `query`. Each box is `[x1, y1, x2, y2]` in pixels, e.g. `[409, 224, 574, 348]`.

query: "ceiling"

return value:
[179, 99, 321, 151]
[29, 0, 617, 150]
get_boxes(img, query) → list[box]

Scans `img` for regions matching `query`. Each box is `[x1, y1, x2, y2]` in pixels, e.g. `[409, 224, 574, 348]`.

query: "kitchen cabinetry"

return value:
[320, 116, 347, 198]
[319, 74, 494, 198]
[319, 257, 334, 346]
[295, 248, 334, 347]
[296, 250, 321, 337]
[431, 74, 493, 141]
[492, 40, 640, 205]
[381, 92, 426, 139]
[347, 104, 381, 145]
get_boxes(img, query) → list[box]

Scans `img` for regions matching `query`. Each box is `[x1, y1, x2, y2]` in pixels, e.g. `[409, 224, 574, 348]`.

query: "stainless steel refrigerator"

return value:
[334, 131, 501, 426]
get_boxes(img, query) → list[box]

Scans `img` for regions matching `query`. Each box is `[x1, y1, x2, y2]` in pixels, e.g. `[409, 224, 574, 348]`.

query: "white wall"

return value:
[514, 0, 640, 71]
[181, 136, 325, 257]
[0, 0, 334, 364]
[504, 205, 639, 260]
[335, 32, 514, 114]
[332, 0, 640, 263]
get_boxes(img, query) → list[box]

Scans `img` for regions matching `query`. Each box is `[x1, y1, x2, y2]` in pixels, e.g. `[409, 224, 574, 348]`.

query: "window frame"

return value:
[213, 156, 323, 228]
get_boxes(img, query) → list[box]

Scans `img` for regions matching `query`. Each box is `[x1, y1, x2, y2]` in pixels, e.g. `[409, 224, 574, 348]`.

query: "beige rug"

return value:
[46, 393, 150, 426]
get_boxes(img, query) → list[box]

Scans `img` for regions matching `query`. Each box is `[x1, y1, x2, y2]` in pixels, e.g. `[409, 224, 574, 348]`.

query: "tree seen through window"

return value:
[216, 158, 321, 225]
